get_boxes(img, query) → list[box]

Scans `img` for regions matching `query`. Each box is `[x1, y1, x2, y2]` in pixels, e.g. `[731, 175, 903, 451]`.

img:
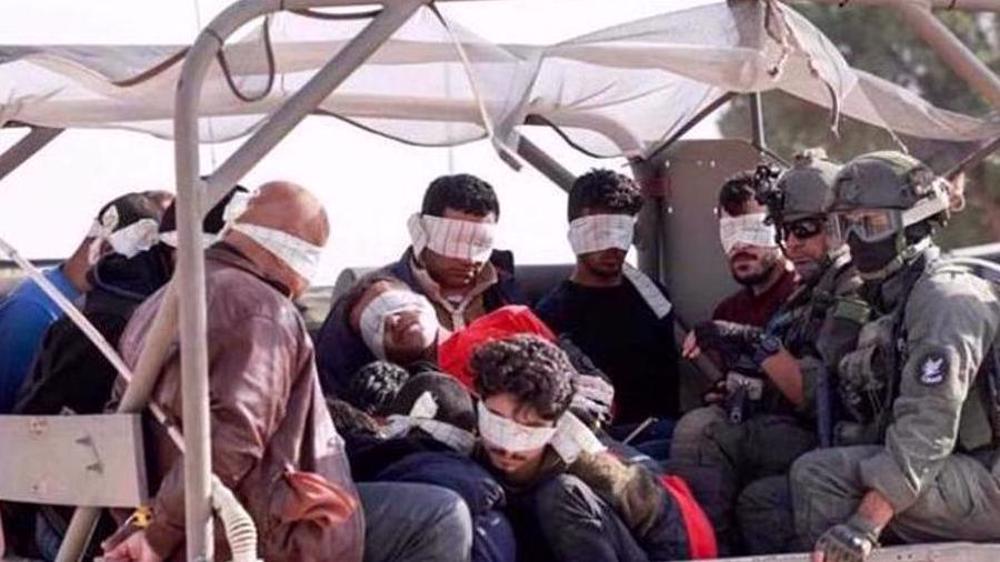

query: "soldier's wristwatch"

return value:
[753, 334, 783, 366]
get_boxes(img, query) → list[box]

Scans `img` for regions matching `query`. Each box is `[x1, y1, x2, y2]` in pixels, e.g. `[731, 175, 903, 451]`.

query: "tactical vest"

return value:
[835, 252, 1000, 451]
[775, 250, 861, 359]
[757, 251, 861, 420]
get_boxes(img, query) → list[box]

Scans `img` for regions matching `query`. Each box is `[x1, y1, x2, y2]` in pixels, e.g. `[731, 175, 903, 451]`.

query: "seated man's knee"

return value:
[789, 449, 834, 497]
[669, 405, 725, 462]
[788, 448, 865, 546]
[366, 483, 473, 562]
[426, 486, 474, 549]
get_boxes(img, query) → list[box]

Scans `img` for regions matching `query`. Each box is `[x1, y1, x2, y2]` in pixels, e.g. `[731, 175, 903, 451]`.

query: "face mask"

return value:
[477, 401, 557, 453]
[567, 214, 636, 255]
[718, 213, 778, 254]
[408, 213, 496, 262]
[847, 232, 900, 276]
[382, 391, 476, 454]
[359, 289, 439, 360]
[229, 222, 323, 282]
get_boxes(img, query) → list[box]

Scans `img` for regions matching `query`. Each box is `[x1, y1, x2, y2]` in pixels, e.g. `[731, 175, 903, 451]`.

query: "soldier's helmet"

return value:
[770, 149, 841, 224]
[829, 150, 950, 244]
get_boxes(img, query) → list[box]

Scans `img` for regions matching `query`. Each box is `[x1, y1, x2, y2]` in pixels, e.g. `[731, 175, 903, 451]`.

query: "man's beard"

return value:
[729, 251, 778, 287]
[792, 258, 824, 283]
[732, 263, 776, 287]
[583, 255, 625, 280]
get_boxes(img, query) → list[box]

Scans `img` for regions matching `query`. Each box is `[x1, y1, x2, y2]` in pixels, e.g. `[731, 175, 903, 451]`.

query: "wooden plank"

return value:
[0, 415, 147, 508]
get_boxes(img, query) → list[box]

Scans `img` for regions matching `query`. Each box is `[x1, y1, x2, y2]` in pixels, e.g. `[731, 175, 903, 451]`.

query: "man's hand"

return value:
[682, 330, 702, 359]
[690, 321, 762, 367]
[572, 374, 615, 422]
[813, 515, 880, 562]
[103, 530, 163, 562]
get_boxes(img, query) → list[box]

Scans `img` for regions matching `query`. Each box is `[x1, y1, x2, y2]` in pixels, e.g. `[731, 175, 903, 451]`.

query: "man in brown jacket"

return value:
[107, 182, 472, 562]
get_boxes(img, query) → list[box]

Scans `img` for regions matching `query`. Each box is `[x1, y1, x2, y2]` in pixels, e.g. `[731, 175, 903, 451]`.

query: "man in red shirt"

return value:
[672, 166, 799, 555]
[710, 170, 797, 327]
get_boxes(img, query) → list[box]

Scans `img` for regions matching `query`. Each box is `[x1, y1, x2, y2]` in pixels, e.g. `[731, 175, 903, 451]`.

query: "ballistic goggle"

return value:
[831, 183, 949, 243]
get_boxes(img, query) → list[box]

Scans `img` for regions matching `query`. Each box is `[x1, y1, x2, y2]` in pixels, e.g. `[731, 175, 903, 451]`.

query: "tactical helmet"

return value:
[830, 151, 949, 279]
[770, 149, 841, 223]
[830, 150, 949, 219]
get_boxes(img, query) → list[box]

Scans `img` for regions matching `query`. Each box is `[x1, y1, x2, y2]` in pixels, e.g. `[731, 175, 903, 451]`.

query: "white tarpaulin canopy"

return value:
[1, 0, 998, 159]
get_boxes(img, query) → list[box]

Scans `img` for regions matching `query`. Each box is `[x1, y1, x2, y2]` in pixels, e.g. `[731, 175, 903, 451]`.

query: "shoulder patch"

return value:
[916, 350, 949, 386]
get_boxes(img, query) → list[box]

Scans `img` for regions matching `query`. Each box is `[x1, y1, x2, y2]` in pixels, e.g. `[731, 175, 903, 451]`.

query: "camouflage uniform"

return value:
[670, 154, 865, 554]
[790, 151, 1000, 553]
[791, 252, 1000, 545]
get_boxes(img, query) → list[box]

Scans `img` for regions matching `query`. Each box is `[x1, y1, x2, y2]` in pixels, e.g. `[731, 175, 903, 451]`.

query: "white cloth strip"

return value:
[567, 214, 636, 255]
[718, 212, 778, 254]
[160, 189, 254, 249]
[477, 401, 557, 453]
[158, 231, 220, 249]
[229, 223, 323, 282]
[106, 218, 160, 258]
[407, 213, 496, 262]
[86, 204, 121, 264]
[549, 412, 607, 465]
[381, 391, 475, 453]
[383, 415, 476, 454]
[623, 265, 673, 319]
[358, 289, 439, 360]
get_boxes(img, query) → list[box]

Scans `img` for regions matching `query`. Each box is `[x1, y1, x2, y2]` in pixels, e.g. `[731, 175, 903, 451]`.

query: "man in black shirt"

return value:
[536, 169, 680, 434]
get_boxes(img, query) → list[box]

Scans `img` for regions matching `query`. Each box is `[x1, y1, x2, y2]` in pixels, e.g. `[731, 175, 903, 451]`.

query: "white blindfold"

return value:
[718, 212, 778, 254]
[408, 213, 496, 262]
[567, 214, 636, 255]
[359, 289, 439, 360]
[86, 205, 160, 264]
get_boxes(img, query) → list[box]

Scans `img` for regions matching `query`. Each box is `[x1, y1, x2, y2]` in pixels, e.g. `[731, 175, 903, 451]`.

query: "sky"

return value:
[0, 0, 720, 284]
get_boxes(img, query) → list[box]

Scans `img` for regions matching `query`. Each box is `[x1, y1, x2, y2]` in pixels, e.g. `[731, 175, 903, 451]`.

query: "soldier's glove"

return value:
[692, 321, 763, 369]
[814, 515, 880, 562]
[571, 374, 614, 423]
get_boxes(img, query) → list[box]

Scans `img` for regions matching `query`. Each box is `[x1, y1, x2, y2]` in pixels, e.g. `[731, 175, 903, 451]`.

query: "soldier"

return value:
[790, 151, 1000, 561]
[672, 152, 865, 554]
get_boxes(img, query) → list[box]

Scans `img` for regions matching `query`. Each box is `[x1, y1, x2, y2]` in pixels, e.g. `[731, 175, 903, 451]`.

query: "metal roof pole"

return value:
[204, 0, 427, 208]
[0, 127, 62, 182]
[175, 1, 425, 559]
[896, 3, 1000, 110]
[515, 135, 576, 192]
[801, 0, 1000, 10]
[748, 92, 767, 151]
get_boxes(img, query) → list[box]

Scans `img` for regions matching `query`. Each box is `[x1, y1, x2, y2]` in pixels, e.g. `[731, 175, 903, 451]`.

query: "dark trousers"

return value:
[790, 446, 1000, 547]
[507, 474, 648, 562]
[668, 405, 815, 555]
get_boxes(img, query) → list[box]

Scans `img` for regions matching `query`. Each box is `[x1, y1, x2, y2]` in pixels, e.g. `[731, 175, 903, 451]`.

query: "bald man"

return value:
[108, 182, 471, 562]
[105, 182, 360, 562]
